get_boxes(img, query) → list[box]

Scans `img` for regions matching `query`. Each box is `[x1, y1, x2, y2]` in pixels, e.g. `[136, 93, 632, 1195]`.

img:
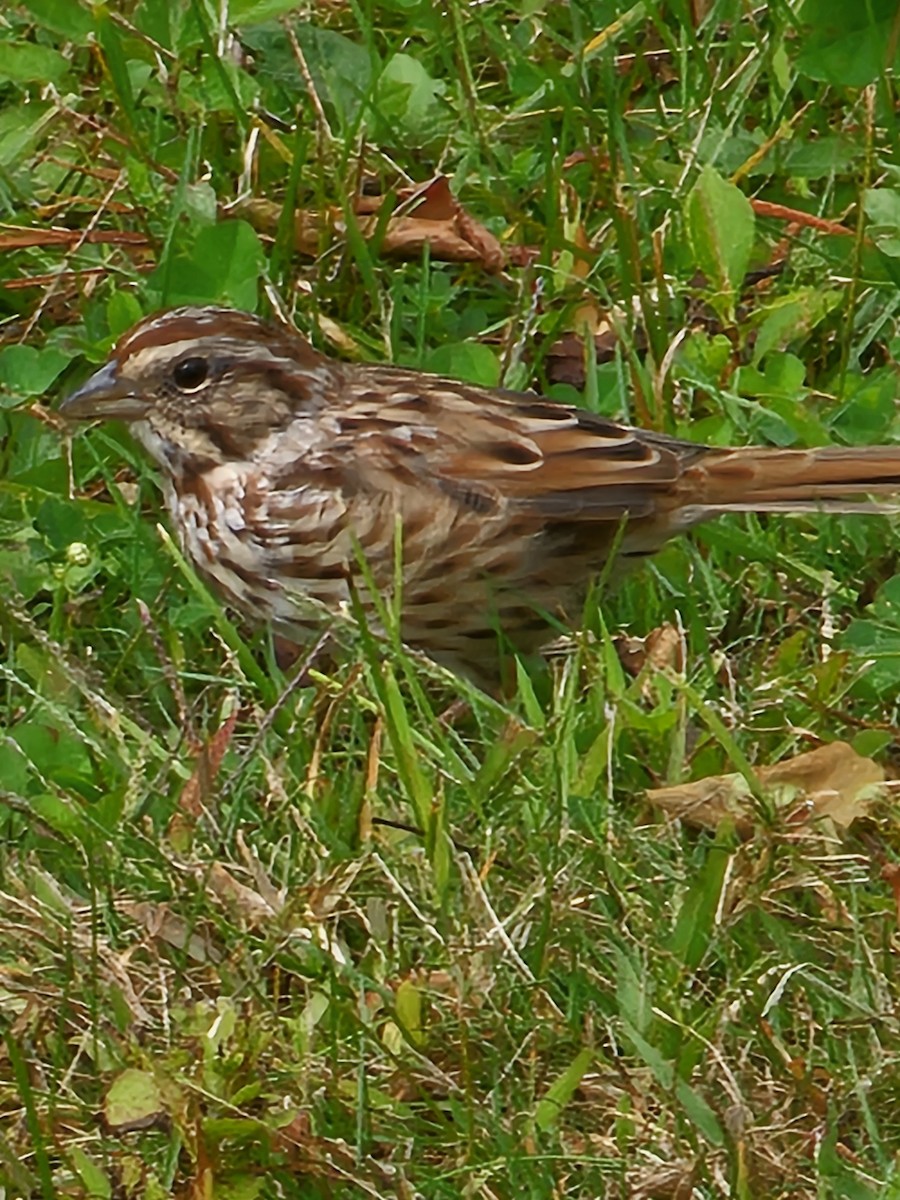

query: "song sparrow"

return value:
[61, 306, 900, 686]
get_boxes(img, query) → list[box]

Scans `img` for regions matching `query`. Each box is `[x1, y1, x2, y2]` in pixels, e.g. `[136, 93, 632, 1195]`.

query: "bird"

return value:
[60, 305, 900, 688]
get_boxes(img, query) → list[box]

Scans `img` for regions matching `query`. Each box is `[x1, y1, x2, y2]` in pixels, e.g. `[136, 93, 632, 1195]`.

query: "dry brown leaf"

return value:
[616, 622, 682, 679]
[237, 174, 508, 272]
[122, 900, 222, 963]
[236, 828, 286, 913]
[646, 741, 884, 836]
[168, 702, 239, 850]
[206, 862, 279, 927]
[543, 321, 646, 387]
[761, 741, 884, 827]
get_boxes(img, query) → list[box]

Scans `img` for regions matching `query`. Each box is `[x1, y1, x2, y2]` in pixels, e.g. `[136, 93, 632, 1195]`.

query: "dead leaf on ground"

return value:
[616, 623, 683, 679]
[122, 900, 222, 963]
[167, 700, 239, 849]
[645, 741, 885, 836]
[236, 175, 516, 273]
[543, 323, 632, 386]
[205, 862, 279, 928]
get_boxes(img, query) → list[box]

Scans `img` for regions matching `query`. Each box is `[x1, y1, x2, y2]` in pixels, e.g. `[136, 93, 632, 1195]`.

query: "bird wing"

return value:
[340, 366, 706, 522]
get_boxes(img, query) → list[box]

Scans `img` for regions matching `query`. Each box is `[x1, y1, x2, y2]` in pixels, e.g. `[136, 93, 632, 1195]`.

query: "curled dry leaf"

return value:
[122, 900, 222, 963]
[616, 622, 683, 678]
[236, 175, 509, 272]
[645, 741, 885, 836]
[206, 861, 279, 927]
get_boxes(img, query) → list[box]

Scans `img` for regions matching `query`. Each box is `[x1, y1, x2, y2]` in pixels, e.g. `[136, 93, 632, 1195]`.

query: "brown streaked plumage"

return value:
[61, 306, 900, 686]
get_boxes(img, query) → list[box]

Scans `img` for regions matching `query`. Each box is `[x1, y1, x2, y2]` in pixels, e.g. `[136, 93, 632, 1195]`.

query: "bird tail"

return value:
[682, 444, 900, 520]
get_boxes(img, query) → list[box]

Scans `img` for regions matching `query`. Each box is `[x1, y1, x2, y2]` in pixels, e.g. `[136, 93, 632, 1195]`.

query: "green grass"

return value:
[3, 0, 900, 1195]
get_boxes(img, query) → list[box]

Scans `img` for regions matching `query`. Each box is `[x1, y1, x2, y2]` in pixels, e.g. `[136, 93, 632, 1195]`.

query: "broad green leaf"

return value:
[795, 0, 900, 87]
[240, 24, 371, 128]
[149, 220, 266, 310]
[0, 344, 72, 402]
[621, 1022, 724, 1146]
[750, 288, 843, 365]
[0, 102, 54, 169]
[35, 495, 88, 549]
[395, 980, 424, 1045]
[210, 1176, 266, 1200]
[864, 188, 900, 258]
[104, 1069, 164, 1132]
[774, 135, 862, 180]
[674, 1077, 725, 1146]
[68, 1146, 112, 1199]
[28, 794, 93, 843]
[614, 947, 652, 1036]
[843, 575, 900, 697]
[829, 366, 899, 445]
[0, 42, 71, 86]
[423, 341, 500, 387]
[20, 0, 94, 42]
[685, 166, 755, 317]
[107, 292, 145, 339]
[97, 15, 136, 116]
[372, 53, 450, 147]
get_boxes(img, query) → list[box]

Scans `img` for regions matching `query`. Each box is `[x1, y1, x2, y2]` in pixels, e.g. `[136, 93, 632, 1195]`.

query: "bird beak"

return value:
[60, 360, 149, 421]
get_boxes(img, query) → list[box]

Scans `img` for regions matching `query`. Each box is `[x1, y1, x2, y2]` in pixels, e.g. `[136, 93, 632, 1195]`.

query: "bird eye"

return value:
[173, 356, 209, 391]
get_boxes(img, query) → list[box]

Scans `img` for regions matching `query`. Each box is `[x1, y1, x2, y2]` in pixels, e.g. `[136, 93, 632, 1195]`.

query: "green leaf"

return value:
[240, 24, 372, 129]
[35, 495, 88, 549]
[104, 1069, 165, 1132]
[666, 839, 732, 972]
[381, 665, 433, 831]
[830, 366, 899, 445]
[210, 1177, 266, 1200]
[750, 289, 843, 365]
[372, 53, 450, 147]
[843, 574, 900, 697]
[620, 1022, 724, 1146]
[107, 291, 145, 339]
[685, 166, 755, 318]
[0, 42, 71, 86]
[423, 342, 500, 387]
[614, 947, 653, 1036]
[20, 0, 94, 42]
[28, 793, 94, 844]
[394, 979, 424, 1046]
[230, 0, 310, 21]
[864, 188, 900, 258]
[149, 220, 266, 309]
[0, 102, 54, 169]
[534, 1047, 594, 1131]
[68, 1146, 112, 1199]
[795, 0, 900, 87]
[673, 1077, 725, 1146]
[0, 344, 72, 402]
[97, 13, 136, 116]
